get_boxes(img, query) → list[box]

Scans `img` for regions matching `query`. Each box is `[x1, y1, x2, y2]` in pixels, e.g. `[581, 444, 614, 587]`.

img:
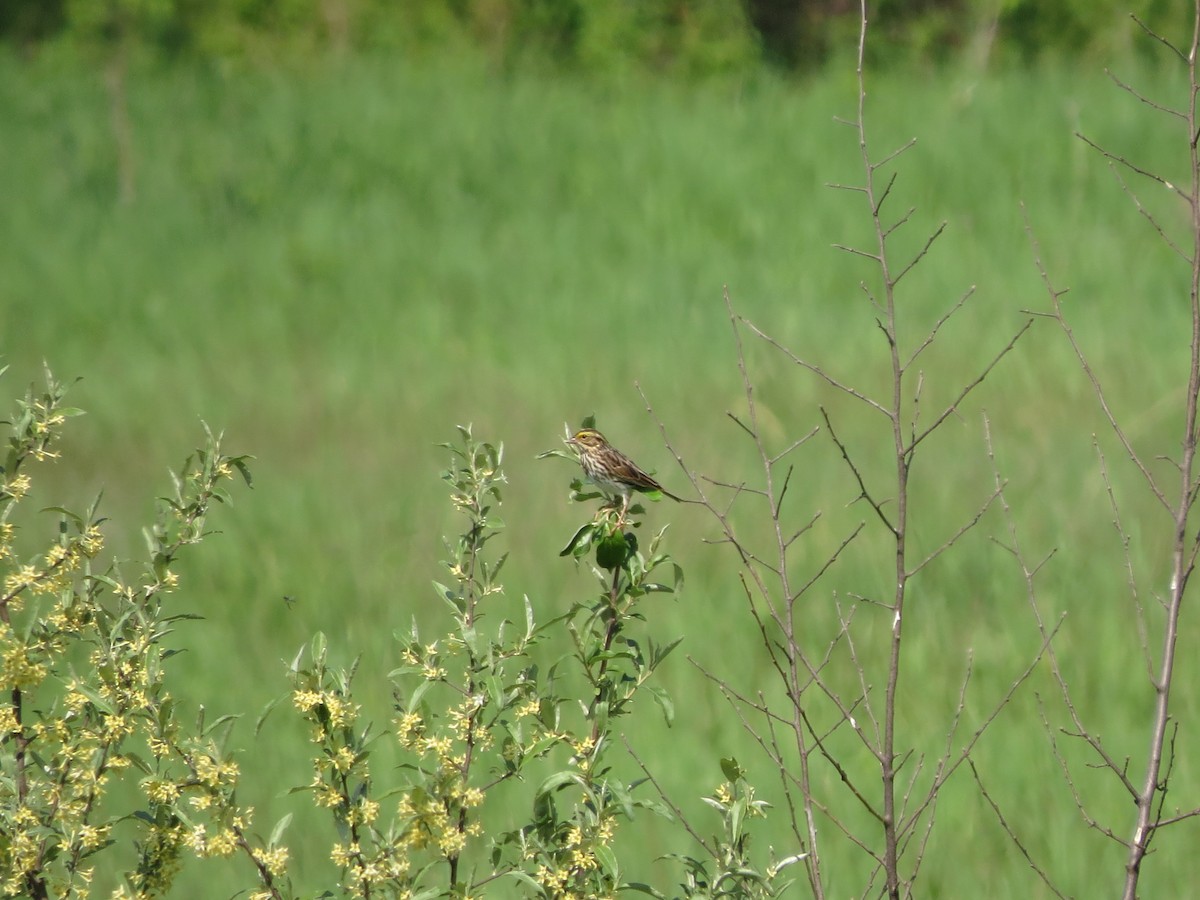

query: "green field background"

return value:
[2, 42, 1197, 897]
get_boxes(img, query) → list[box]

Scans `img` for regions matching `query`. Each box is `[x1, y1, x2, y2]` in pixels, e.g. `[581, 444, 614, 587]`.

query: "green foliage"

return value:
[0, 367, 261, 898]
[0, 382, 791, 897]
[1, 0, 1189, 70]
[283, 424, 780, 897]
[2, 25, 1199, 896]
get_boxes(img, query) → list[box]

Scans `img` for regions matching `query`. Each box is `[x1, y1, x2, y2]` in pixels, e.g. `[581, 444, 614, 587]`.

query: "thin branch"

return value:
[903, 285, 977, 371]
[624, 739, 714, 855]
[1107, 161, 1190, 261]
[1024, 211, 1172, 512]
[1106, 67, 1186, 120]
[1131, 12, 1188, 63]
[821, 406, 897, 535]
[891, 221, 948, 287]
[907, 318, 1033, 454]
[969, 760, 1070, 899]
[740, 317, 891, 417]
[907, 482, 1002, 577]
[1095, 437, 1153, 678]
[1076, 131, 1193, 204]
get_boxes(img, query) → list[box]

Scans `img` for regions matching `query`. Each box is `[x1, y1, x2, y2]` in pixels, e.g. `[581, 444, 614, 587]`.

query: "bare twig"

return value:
[969, 761, 1070, 899]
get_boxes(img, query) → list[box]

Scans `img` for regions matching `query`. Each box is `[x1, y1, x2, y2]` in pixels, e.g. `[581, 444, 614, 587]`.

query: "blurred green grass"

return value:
[1, 49, 1197, 896]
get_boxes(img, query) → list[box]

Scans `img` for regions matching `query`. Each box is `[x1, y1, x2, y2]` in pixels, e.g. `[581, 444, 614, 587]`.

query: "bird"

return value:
[566, 428, 682, 519]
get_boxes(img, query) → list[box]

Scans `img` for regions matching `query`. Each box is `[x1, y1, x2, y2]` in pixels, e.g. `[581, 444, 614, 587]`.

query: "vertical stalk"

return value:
[1122, 4, 1200, 895]
[851, 5, 907, 895]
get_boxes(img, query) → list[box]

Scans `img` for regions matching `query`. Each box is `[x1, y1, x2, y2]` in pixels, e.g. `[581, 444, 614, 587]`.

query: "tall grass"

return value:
[1, 47, 1195, 895]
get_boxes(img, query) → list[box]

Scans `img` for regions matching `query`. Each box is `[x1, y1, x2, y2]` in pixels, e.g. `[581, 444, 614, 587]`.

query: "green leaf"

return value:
[559, 522, 595, 557]
[535, 770, 586, 799]
[269, 813, 293, 847]
[594, 843, 619, 880]
[595, 531, 629, 569]
[504, 870, 545, 891]
[623, 883, 667, 898]
[310, 632, 327, 667]
[432, 580, 464, 613]
[647, 685, 675, 726]
[720, 757, 745, 783]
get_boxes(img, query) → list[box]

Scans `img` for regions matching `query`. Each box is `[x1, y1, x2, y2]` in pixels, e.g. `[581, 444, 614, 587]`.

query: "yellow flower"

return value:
[144, 779, 181, 803]
[438, 827, 466, 856]
[516, 697, 541, 719]
[332, 745, 356, 773]
[331, 841, 359, 867]
[207, 828, 238, 857]
[102, 713, 134, 741]
[78, 824, 109, 850]
[4, 564, 40, 596]
[572, 736, 595, 757]
[293, 689, 322, 711]
[462, 787, 484, 808]
[81, 525, 104, 556]
[358, 798, 380, 824]
[2, 644, 47, 689]
[257, 845, 289, 877]
[4, 473, 31, 501]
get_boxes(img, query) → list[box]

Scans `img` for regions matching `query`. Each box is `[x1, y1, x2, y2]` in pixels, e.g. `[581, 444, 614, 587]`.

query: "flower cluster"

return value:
[0, 371, 272, 899]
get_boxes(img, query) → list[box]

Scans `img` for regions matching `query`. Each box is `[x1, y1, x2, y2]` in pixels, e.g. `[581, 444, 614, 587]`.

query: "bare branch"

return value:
[1024, 212, 1172, 512]
[740, 316, 891, 417]
[1076, 131, 1193, 204]
[1106, 67, 1186, 120]
[891, 221, 948, 287]
[969, 761, 1070, 899]
[624, 740, 715, 855]
[904, 285, 978, 371]
[832, 242, 882, 262]
[1095, 438, 1153, 677]
[1106, 161, 1191, 261]
[872, 137, 919, 174]
[820, 406, 897, 535]
[1130, 13, 1188, 63]
[907, 481, 1002, 577]
[907, 318, 1033, 454]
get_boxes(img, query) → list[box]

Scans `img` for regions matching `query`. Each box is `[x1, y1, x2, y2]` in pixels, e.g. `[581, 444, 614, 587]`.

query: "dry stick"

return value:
[907, 484, 1002, 577]
[989, 410, 1141, 804]
[741, 317, 891, 418]
[906, 653, 974, 884]
[969, 761, 1070, 900]
[696, 664, 883, 860]
[836, 597, 883, 746]
[842, 7, 908, 895]
[1122, 6, 1200, 894]
[710, 289, 829, 897]
[906, 318, 1033, 455]
[1035, 695, 1129, 848]
[904, 285, 977, 370]
[1076, 132, 1193, 204]
[1094, 438, 1154, 678]
[897, 606, 1062, 851]
[1106, 67, 1186, 121]
[820, 406, 896, 536]
[1106, 161, 1190, 262]
[1025, 214, 1172, 512]
[1132, 12, 1189, 62]
[622, 739, 715, 856]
